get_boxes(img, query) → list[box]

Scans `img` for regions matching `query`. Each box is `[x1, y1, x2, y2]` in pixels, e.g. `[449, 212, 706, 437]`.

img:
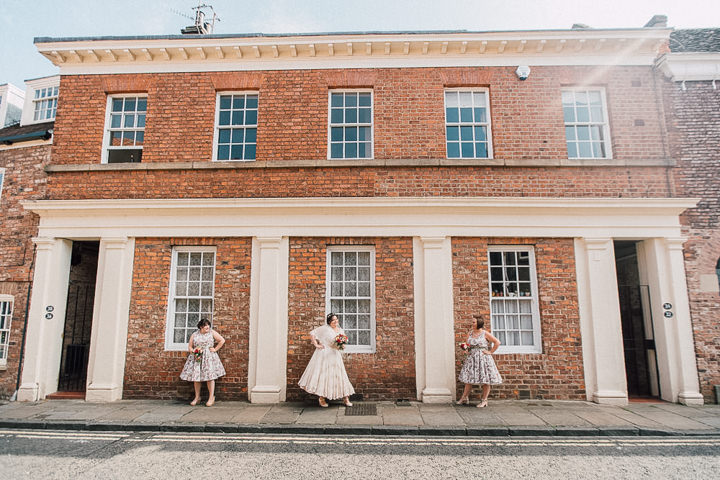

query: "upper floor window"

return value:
[214, 92, 258, 161]
[488, 246, 542, 354]
[562, 88, 612, 159]
[445, 90, 493, 159]
[103, 95, 146, 163]
[0, 295, 13, 365]
[33, 86, 59, 122]
[328, 90, 373, 159]
[0, 168, 4, 202]
[326, 246, 376, 353]
[165, 247, 216, 351]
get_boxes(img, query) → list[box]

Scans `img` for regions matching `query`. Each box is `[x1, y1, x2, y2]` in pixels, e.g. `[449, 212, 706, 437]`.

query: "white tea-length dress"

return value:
[298, 324, 355, 400]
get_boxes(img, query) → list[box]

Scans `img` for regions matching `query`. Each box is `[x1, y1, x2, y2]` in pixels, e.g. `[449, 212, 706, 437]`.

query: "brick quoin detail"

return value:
[452, 237, 585, 400]
[123, 237, 251, 400]
[286, 237, 416, 401]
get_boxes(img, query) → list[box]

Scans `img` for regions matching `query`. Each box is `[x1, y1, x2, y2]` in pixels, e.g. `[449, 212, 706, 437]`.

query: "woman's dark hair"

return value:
[474, 315, 485, 329]
[197, 319, 211, 329]
[326, 312, 337, 325]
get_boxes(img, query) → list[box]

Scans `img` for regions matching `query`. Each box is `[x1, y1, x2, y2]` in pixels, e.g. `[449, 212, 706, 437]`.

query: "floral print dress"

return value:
[458, 330, 503, 385]
[180, 330, 226, 382]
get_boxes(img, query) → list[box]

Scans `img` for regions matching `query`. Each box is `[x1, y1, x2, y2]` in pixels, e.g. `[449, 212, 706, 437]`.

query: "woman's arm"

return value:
[310, 334, 325, 349]
[210, 330, 225, 353]
[187, 333, 196, 353]
[484, 331, 501, 354]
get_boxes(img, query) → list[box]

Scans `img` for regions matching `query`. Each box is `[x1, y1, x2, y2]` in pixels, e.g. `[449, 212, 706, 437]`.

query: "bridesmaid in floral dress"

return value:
[457, 315, 502, 407]
[180, 319, 226, 406]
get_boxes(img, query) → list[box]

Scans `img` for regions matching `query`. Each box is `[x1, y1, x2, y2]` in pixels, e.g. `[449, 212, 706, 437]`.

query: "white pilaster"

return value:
[17, 238, 72, 401]
[575, 238, 628, 405]
[413, 236, 455, 403]
[248, 236, 289, 403]
[85, 237, 135, 402]
[641, 238, 704, 405]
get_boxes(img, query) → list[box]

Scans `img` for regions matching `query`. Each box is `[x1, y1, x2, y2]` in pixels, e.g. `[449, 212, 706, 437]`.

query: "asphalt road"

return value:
[1, 429, 719, 479]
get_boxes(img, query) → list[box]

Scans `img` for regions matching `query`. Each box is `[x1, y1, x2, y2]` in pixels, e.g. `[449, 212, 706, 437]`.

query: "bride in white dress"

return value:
[298, 313, 355, 407]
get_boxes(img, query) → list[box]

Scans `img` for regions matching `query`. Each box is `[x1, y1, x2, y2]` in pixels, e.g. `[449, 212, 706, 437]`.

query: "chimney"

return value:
[644, 15, 667, 28]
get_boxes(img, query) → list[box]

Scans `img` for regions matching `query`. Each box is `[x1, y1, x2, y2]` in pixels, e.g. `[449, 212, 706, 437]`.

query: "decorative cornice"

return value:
[657, 52, 720, 82]
[35, 29, 671, 73]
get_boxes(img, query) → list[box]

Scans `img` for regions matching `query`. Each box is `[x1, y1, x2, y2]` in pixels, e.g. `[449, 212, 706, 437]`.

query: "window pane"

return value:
[446, 107, 459, 123]
[331, 93, 343, 107]
[219, 96, 232, 109]
[245, 110, 257, 125]
[331, 108, 343, 124]
[245, 128, 257, 143]
[124, 98, 136, 112]
[219, 111, 231, 126]
[345, 108, 357, 123]
[461, 142, 473, 157]
[330, 143, 343, 158]
[578, 142, 592, 157]
[446, 126, 459, 141]
[345, 143, 357, 158]
[358, 93, 371, 106]
[217, 145, 229, 160]
[246, 96, 258, 109]
[460, 107, 473, 122]
[447, 142, 460, 158]
[244, 144, 256, 159]
[358, 108, 371, 123]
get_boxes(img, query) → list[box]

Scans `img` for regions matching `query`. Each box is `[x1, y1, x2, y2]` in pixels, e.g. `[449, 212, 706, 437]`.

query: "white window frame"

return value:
[0, 294, 14, 366]
[325, 245, 376, 354]
[562, 87, 613, 159]
[32, 85, 59, 122]
[444, 88, 494, 159]
[0, 168, 5, 202]
[487, 246, 542, 354]
[327, 89, 374, 160]
[212, 91, 259, 162]
[101, 94, 147, 164]
[164, 246, 217, 351]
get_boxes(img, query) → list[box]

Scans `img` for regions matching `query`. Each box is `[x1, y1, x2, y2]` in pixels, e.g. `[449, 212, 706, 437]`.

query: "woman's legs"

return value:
[477, 384, 491, 408]
[206, 380, 216, 406]
[343, 396, 353, 407]
[190, 382, 201, 406]
[318, 396, 328, 407]
[457, 383, 472, 404]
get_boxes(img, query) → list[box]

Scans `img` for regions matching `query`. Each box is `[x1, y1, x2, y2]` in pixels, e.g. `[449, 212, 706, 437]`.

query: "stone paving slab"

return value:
[454, 406, 507, 426]
[259, 405, 303, 424]
[381, 405, 424, 426]
[418, 405, 465, 426]
[229, 405, 271, 423]
[527, 408, 592, 427]
[296, 406, 339, 424]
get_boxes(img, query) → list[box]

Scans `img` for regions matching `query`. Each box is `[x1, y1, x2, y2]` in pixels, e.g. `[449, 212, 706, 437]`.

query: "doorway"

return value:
[614, 241, 660, 399]
[56, 241, 99, 393]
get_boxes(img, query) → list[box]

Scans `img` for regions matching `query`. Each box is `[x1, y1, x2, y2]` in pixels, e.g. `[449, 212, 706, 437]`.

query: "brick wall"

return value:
[665, 79, 720, 402]
[452, 237, 585, 400]
[123, 237, 252, 400]
[286, 237, 416, 401]
[48, 66, 672, 200]
[0, 144, 50, 398]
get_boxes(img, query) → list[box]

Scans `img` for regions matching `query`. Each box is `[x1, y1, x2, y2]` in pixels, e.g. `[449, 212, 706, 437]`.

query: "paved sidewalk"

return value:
[1, 399, 720, 437]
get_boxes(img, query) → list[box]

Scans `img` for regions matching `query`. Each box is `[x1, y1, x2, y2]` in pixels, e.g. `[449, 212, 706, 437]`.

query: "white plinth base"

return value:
[17, 384, 39, 402]
[250, 386, 282, 404]
[592, 390, 628, 405]
[85, 385, 122, 402]
[678, 392, 705, 406]
[422, 387, 453, 404]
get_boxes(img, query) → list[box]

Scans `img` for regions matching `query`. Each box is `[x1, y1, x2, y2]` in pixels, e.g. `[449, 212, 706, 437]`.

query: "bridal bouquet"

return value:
[459, 342, 469, 352]
[193, 347, 203, 362]
[335, 333, 349, 350]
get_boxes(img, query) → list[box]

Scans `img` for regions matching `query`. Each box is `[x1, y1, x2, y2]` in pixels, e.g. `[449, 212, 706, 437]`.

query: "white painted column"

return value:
[17, 238, 72, 401]
[413, 236, 455, 403]
[248, 236, 289, 403]
[575, 238, 628, 405]
[85, 237, 135, 402]
[640, 238, 704, 405]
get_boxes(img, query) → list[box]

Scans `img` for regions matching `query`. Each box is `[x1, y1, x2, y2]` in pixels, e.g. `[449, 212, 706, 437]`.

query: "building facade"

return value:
[0, 76, 58, 398]
[659, 29, 720, 403]
[14, 25, 705, 405]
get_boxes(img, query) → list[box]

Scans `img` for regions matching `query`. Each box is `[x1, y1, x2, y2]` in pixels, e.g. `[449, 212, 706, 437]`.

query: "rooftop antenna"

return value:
[176, 2, 220, 35]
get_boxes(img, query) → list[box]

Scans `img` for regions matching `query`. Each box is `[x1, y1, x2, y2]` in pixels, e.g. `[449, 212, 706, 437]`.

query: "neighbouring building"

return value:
[13, 19, 708, 405]
[658, 29, 720, 403]
[0, 75, 58, 398]
[0, 83, 24, 128]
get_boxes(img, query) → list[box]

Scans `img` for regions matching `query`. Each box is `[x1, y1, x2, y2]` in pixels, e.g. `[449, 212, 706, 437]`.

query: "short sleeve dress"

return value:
[180, 330, 226, 382]
[298, 324, 355, 400]
[458, 330, 503, 385]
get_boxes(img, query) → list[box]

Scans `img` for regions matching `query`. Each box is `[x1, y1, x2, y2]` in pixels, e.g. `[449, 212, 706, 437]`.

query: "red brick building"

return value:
[13, 22, 707, 405]
[659, 29, 720, 403]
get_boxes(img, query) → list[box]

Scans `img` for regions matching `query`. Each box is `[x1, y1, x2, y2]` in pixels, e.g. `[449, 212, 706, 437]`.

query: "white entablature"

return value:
[34, 28, 671, 74]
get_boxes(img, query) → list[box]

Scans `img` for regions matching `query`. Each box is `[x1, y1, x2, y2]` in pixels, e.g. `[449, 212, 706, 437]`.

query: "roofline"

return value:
[34, 27, 673, 44]
[0, 128, 53, 145]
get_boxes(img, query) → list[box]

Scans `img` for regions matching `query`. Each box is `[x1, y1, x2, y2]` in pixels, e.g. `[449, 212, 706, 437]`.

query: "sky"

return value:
[1, 0, 719, 88]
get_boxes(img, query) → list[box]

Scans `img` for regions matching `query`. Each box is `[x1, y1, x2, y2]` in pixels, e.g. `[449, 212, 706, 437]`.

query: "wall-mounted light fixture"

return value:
[515, 65, 531, 80]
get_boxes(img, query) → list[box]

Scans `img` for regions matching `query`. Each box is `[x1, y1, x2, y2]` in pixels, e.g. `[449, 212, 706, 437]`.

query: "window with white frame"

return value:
[214, 92, 258, 161]
[165, 247, 216, 350]
[33, 85, 59, 122]
[562, 88, 612, 159]
[103, 95, 147, 163]
[0, 296, 13, 365]
[328, 90, 373, 159]
[0, 168, 5, 202]
[444, 90, 492, 158]
[326, 246, 375, 353]
[488, 247, 542, 353]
